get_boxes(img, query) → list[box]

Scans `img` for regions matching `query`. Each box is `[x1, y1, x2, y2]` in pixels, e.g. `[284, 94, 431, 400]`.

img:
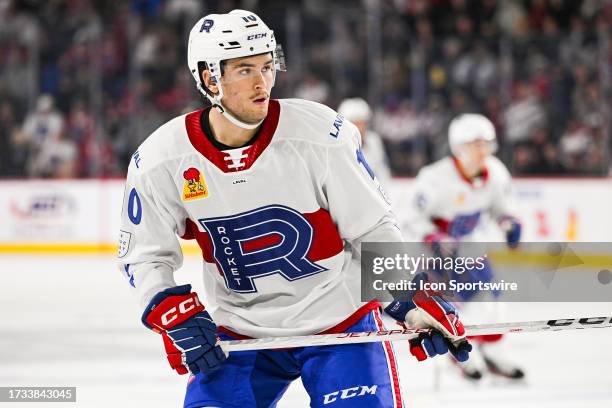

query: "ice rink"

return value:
[2, 254, 611, 407]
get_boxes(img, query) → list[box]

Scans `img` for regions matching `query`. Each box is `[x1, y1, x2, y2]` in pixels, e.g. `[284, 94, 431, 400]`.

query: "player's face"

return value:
[219, 53, 275, 124]
[353, 120, 368, 139]
[460, 139, 493, 170]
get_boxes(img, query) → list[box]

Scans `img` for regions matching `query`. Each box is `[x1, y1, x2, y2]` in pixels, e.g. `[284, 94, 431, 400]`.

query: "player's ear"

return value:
[201, 70, 219, 96]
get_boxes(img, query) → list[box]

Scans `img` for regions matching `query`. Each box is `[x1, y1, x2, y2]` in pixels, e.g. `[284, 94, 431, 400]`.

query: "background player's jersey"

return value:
[117, 98, 401, 338]
[404, 156, 515, 242]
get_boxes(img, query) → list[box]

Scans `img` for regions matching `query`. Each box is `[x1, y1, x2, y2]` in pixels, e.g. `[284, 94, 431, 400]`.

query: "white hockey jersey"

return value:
[361, 130, 391, 184]
[117, 99, 401, 338]
[404, 156, 515, 241]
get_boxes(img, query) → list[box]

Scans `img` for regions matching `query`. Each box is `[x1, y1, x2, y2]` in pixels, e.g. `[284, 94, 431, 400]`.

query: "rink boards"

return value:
[1, 178, 611, 255]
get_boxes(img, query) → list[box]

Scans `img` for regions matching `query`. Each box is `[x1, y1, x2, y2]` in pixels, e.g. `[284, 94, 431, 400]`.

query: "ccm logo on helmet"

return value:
[247, 33, 267, 40]
[323, 385, 377, 405]
[161, 296, 202, 326]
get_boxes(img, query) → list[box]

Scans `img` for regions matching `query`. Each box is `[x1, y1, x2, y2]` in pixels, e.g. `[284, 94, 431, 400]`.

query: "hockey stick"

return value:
[219, 316, 612, 353]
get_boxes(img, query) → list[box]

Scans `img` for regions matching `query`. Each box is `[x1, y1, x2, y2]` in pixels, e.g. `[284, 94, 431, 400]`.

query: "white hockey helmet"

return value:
[448, 113, 497, 155]
[337, 98, 372, 122]
[187, 9, 285, 129]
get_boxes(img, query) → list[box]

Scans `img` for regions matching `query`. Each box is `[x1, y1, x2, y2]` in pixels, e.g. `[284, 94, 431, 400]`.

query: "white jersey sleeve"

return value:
[323, 122, 401, 247]
[117, 122, 190, 308]
[362, 130, 392, 184]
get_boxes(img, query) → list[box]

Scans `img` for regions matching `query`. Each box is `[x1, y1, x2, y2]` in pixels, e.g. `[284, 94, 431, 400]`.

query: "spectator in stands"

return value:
[0, 0, 608, 178]
[28, 127, 78, 178]
[503, 82, 547, 145]
[0, 100, 23, 176]
[21, 95, 65, 174]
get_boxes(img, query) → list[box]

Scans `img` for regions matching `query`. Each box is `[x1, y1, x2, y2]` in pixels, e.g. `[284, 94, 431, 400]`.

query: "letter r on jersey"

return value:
[199, 205, 327, 293]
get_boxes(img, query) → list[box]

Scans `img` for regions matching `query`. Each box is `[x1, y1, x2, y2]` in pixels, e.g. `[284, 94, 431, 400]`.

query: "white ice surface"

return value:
[1, 254, 611, 407]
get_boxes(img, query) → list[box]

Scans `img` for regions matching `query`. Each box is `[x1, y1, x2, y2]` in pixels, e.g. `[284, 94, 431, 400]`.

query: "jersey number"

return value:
[127, 188, 142, 225]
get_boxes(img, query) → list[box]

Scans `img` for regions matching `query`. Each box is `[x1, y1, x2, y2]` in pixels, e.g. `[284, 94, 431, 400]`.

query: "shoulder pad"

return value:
[129, 113, 194, 172]
[276, 99, 358, 146]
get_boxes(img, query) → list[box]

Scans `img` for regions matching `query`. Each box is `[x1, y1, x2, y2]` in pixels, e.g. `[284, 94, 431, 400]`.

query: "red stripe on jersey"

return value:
[182, 207, 343, 264]
[431, 217, 450, 234]
[182, 219, 215, 263]
[184, 100, 280, 173]
[241, 233, 283, 253]
[303, 208, 344, 261]
[373, 308, 404, 408]
[218, 326, 253, 340]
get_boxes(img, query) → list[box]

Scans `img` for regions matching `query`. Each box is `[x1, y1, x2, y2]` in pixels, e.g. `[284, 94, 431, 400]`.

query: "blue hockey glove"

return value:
[142, 284, 226, 375]
[499, 216, 521, 249]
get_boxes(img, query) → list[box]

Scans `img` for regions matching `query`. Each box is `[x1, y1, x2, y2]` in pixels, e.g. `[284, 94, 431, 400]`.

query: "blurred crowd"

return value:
[0, 0, 610, 178]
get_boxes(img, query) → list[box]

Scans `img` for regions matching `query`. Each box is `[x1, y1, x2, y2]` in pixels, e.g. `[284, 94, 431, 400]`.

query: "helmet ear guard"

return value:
[196, 62, 220, 97]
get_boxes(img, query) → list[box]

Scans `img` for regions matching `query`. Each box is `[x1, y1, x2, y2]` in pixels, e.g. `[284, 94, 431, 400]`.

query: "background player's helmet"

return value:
[337, 98, 372, 122]
[448, 113, 498, 156]
[187, 9, 286, 129]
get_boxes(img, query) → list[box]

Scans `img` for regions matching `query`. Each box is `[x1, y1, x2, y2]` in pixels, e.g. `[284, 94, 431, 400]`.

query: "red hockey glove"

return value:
[384, 274, 472, 362]
[142, 285, 226, 375]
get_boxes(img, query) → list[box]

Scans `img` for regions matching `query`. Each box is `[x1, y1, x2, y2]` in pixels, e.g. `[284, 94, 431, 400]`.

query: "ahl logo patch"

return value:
[118, 230, 132, 258]
[182, 167, 209, 201]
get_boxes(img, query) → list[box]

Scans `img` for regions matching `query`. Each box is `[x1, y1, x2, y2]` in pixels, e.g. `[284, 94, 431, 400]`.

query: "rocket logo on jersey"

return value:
[449, 211, 482, 237]
[183, 167, 208, 201]
[199, 205, 327, 293]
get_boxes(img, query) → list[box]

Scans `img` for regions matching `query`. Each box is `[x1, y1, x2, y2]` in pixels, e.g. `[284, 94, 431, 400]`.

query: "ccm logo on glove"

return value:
[146, 291, 205, 332]
[161, 296, 202, 326]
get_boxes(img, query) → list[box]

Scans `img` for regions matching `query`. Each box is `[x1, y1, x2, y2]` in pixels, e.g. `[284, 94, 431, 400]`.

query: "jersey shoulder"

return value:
[416, 156, 455, 183]
[275, 98, 359, 146]
[485, 155, 512, 182]
[130, 113, 195, 173]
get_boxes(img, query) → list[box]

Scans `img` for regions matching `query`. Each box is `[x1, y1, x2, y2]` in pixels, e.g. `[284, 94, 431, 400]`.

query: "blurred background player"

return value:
[338, 97, 391, 184]
[404, 113, 524, 380]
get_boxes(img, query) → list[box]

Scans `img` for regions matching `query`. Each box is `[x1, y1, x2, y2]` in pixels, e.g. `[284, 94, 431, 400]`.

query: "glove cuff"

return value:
[384, 300, 416, 322]
[384, 272, 431, 321]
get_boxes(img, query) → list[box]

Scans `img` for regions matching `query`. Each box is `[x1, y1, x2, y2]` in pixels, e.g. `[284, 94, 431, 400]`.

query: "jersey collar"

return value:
[452, 156, 489, 187]
[185, 99, 280, 173]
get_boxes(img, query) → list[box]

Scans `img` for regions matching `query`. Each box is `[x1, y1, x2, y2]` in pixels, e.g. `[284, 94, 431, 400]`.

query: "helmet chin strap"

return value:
[213, 103, 264, 130]
[198, 82, 265, 130]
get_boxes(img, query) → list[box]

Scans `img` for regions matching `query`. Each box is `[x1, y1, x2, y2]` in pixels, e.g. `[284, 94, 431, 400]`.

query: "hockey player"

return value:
[404, 113, 524, 380]
[118, 10, 471, 407]
[337, 97, 391, 183]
